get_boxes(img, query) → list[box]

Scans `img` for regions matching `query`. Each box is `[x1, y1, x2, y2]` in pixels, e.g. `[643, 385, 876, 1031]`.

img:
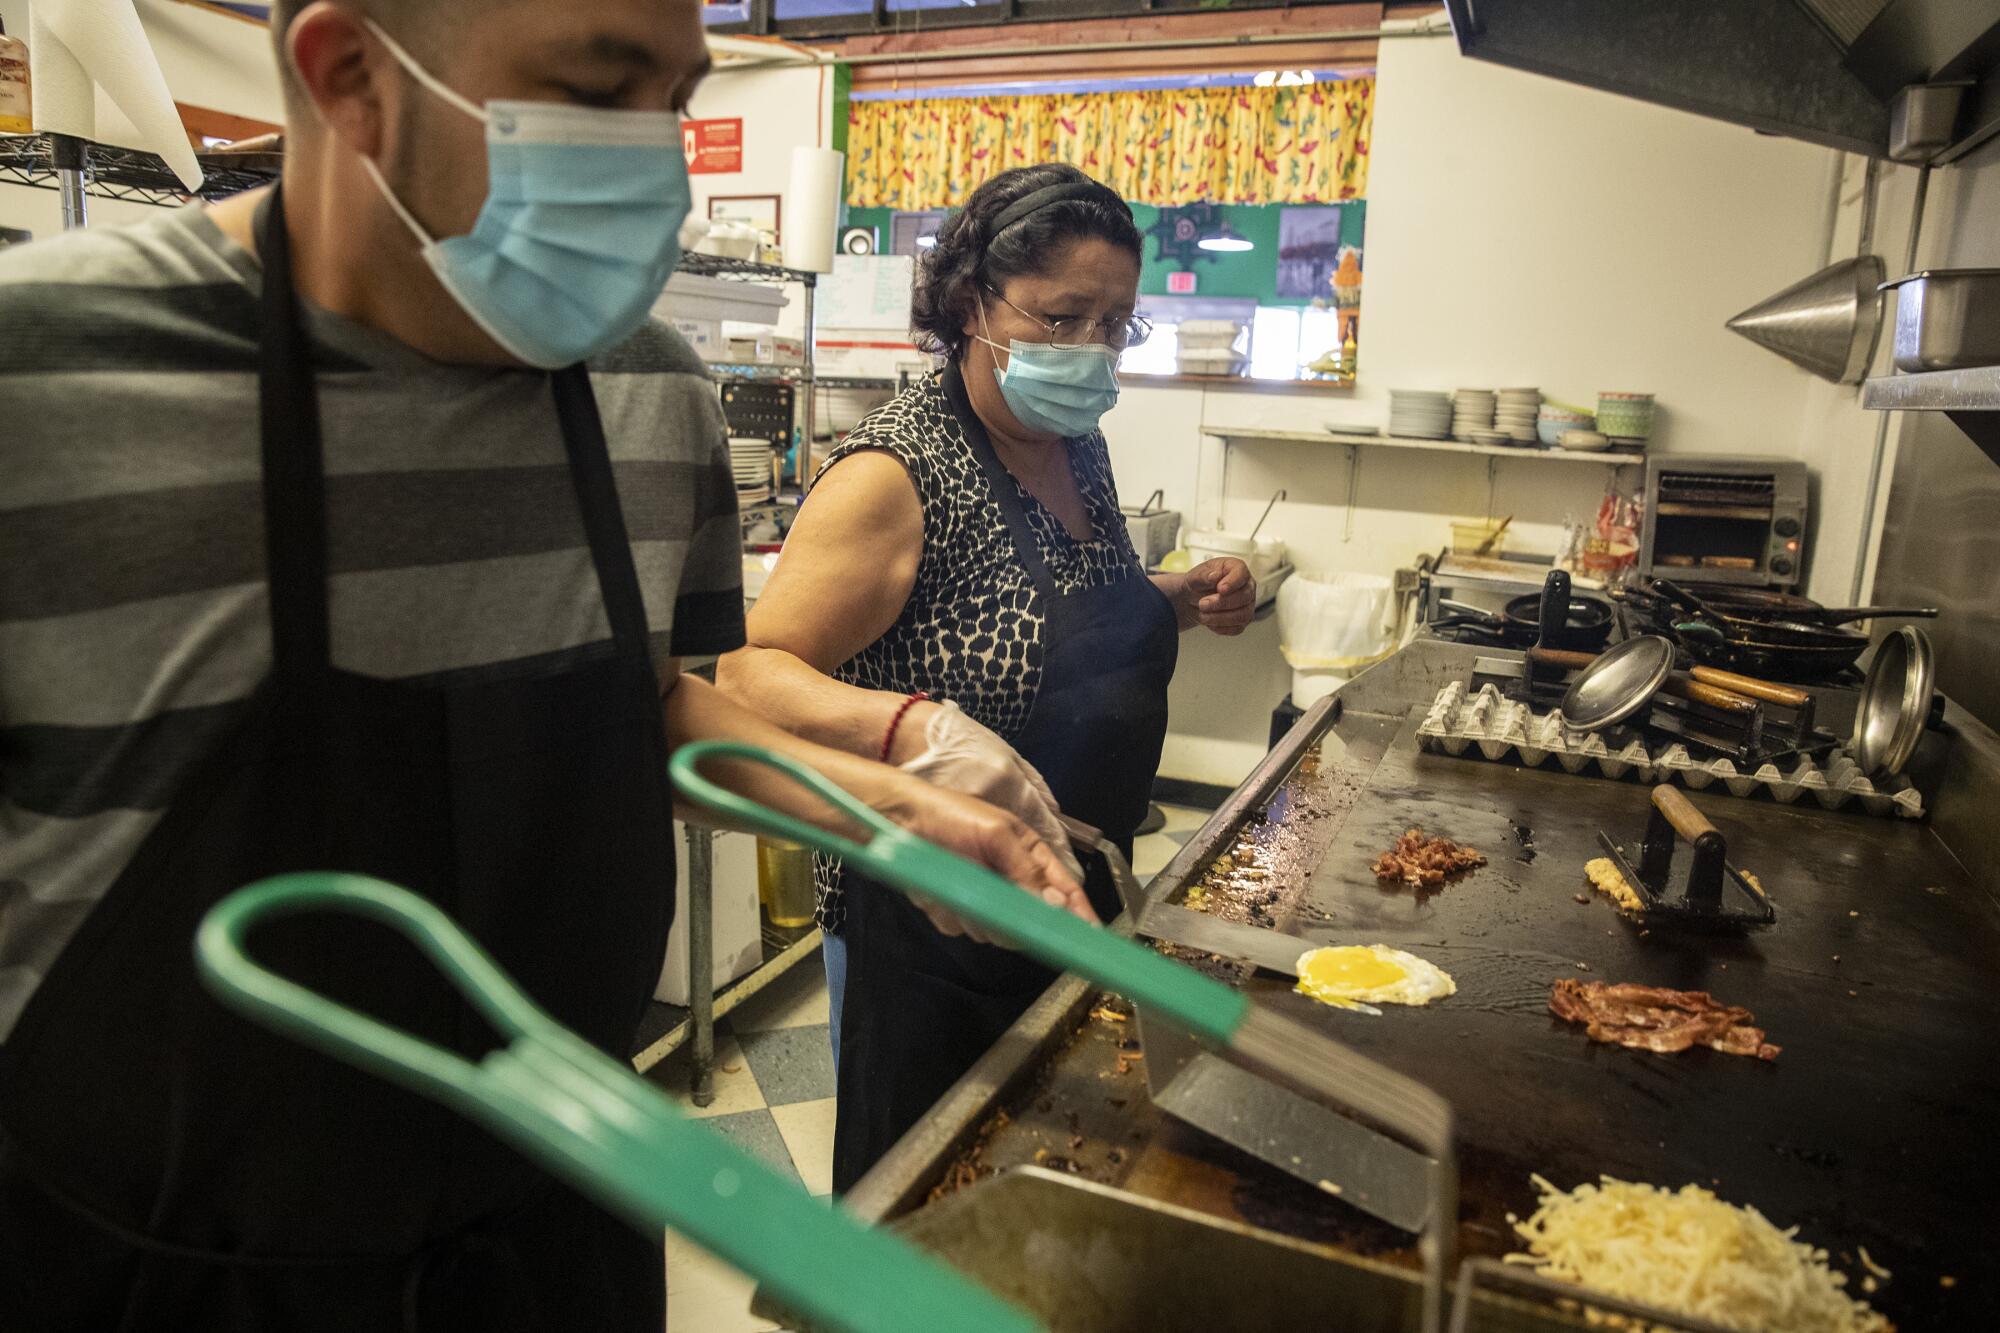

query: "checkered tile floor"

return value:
[649, 805, 1210, 1333]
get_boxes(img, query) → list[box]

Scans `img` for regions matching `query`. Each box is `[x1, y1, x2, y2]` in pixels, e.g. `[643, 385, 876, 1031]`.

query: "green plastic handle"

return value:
[670, 740, 1250, 1044]
[194, 873, 1040, 1333]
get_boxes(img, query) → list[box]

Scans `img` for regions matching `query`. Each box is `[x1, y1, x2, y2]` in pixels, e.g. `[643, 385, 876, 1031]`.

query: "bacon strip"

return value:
[1549, 979, 1780, 1061]
[1372, 828, 1487, 891]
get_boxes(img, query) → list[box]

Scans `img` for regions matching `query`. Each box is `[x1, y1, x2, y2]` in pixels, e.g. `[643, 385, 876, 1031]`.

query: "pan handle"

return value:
[1526, 646, 1597, 672]
[1659, 676, 1760, 716]
[1536, 569, 1572, 647]
[1811, 606, 1939, 625]
[1687, 666, 1810, 709]
[1651, 785, 1719, 846]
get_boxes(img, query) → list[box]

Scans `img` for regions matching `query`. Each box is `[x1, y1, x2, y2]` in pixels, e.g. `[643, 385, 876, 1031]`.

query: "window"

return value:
[1249, 307, 1301, 380]
[1119, 324, 1180, 377]
[890, 210, 949, 256]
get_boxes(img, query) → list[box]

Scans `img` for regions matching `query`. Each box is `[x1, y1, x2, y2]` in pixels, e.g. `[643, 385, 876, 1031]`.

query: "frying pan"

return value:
[1628, 581, 1872, 682]
[1675, 625, 1867, 682]
[1502, 591, 1612, 652]
[1680, 584, 1940, 627]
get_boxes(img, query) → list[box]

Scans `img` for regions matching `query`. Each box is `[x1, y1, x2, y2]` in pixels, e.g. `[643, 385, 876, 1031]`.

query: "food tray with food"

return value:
[1415, 680, 1924, 818]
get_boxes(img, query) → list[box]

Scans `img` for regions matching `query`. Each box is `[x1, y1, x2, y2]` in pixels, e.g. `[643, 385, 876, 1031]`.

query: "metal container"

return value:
[1881, 268, 2000, 372]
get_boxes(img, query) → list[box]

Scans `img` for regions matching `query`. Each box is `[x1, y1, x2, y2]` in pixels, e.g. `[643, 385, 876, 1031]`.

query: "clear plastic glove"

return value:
[897, 700, 1089, 893]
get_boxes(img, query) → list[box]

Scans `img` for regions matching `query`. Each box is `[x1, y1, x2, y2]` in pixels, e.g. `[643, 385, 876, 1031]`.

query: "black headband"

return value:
[984, 181, 1130, 242]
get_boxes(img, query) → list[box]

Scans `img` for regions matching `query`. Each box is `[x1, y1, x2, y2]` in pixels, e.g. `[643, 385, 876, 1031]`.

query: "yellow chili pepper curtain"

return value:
[845, 77, 1373, 211]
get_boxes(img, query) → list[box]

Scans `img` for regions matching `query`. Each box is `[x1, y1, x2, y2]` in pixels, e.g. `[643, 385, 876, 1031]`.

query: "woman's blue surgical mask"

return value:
[359, 20, 692, 368]
[975, 300, 1121, 438]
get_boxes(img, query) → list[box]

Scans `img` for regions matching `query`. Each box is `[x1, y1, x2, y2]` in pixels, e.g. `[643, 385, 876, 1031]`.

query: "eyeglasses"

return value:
[983, 286, 1153, 352]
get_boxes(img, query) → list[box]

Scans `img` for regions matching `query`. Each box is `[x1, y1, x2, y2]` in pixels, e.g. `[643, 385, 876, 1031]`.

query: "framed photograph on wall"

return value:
[1275, 205, 1344, 301]
[708, 194, 782, 242]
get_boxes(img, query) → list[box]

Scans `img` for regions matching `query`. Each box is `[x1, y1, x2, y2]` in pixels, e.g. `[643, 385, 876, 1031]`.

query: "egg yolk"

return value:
[1299, 947, 1408, 993]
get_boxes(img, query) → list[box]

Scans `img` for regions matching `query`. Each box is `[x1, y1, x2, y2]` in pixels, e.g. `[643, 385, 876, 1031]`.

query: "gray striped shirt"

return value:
[0, 205, 743, 1038]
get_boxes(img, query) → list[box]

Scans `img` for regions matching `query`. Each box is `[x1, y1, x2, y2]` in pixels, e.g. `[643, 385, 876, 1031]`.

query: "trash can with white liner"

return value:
[1275, 572, 1394, 707]
[655, 824, 764, 1005]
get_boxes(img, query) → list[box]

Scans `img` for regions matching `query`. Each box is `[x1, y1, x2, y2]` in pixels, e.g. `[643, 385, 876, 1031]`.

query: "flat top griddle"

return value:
[860, 641, 2000, 1332]
[1229, 719, 2000, 1328]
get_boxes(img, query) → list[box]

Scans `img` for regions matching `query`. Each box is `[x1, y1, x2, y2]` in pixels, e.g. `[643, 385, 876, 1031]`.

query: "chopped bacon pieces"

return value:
[1372, 828, 1487, 891]
[1549, 979, 1780, 1061]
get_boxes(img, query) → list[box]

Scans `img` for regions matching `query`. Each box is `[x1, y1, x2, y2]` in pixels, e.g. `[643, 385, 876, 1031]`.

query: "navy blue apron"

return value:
[831, 364, 1179, 1192]
[0, 187, 676, 1332]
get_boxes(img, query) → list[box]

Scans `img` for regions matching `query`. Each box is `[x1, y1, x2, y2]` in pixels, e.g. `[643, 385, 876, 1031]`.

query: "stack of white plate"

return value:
[1451, 389, 1496, 441]
[730, 436, 774, 505]
[1494, 388, 1542, 444]
[1388, 389, 1453, 440]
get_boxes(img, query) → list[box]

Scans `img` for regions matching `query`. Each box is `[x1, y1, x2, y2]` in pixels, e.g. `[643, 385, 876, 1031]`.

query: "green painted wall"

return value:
[840, 200, 1366, 307]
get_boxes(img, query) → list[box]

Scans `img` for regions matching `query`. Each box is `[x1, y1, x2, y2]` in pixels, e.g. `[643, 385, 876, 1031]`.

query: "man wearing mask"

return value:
[0, 2, 1089, 1329]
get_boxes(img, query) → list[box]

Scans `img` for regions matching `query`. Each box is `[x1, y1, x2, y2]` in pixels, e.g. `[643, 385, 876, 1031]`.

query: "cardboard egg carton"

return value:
[1416, 682, 1923, 819]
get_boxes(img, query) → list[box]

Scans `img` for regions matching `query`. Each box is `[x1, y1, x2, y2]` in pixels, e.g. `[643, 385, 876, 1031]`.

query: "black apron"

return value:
[831, 365, 1179, 1192]
[0, 188, 676, 1332]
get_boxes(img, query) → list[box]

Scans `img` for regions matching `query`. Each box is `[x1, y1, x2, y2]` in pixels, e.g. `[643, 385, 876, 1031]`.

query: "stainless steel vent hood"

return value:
[1442, 0, 2000, 165]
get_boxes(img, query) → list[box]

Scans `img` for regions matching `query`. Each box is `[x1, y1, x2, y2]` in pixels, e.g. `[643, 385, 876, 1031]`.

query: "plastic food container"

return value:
[1880, 269, 2000, 372]
[1449, 518, 1509, 556]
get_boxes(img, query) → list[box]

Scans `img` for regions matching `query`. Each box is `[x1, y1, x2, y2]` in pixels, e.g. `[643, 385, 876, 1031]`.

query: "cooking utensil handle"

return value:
[1687, 666, 1810, 708]
[1650, 785, 1719, 845]
[1660, 676, 1760, 715]
[1536, 569, 1571, 646]
[1816, 606, 1940, 625]
[1526, 646, 1597, 672]
[671, 742, 1251, 1045]
[196, 875, 1042, 1333]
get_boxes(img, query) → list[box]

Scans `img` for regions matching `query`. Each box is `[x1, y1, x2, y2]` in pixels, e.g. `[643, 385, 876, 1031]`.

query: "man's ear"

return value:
[288, 2, 389, 157]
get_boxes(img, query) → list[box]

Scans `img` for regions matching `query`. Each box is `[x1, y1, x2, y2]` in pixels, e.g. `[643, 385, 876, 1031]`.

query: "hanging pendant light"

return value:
[1198, 221, 1254, 253]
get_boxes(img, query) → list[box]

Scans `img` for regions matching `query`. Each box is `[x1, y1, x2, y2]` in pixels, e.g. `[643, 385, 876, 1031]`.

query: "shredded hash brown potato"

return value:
[1507, 1174, 1892, 1333]
[1585, 857, 1645, 911]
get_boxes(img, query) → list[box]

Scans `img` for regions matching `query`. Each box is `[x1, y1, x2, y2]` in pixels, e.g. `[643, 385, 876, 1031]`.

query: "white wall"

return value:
[1102, 35, 1858, 786]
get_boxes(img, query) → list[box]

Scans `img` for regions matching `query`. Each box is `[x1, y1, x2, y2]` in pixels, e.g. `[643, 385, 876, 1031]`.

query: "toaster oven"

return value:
[1639, 456, 1808, 590]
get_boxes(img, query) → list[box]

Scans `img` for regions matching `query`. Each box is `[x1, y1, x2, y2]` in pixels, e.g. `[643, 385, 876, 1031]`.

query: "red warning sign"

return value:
[683, 117, 743, 174]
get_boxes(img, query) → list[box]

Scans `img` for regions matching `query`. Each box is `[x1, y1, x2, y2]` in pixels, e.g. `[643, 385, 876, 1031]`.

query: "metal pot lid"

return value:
[1851, 625, 1936, 777]
[1560, 635, 1677, 732]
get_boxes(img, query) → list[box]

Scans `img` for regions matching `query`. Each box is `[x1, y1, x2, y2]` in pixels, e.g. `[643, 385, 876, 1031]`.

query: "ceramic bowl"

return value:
[1559, 429, 1612, 452]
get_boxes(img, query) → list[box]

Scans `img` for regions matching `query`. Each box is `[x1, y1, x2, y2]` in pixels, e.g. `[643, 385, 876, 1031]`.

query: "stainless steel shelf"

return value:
[680, 250, 819, 287]
[712, 363, 812, 384]
[1862, 365, 2000, 412]
[1212, 427, 1643, 466]
[0, 131, 277, 208]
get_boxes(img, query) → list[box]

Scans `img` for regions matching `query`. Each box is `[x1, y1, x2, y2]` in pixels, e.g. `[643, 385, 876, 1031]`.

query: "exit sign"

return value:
[1167, 270, 1198, 294]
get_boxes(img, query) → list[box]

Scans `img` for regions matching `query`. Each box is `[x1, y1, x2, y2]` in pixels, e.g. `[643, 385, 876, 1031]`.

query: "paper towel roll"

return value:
[784, 146, 843, 274]
[31, 0, 203, 193]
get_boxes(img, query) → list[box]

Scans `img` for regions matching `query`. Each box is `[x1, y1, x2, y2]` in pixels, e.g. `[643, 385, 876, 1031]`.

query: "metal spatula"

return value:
[194, 873, 1040, 1333]
[672, 741, 1461, 1333]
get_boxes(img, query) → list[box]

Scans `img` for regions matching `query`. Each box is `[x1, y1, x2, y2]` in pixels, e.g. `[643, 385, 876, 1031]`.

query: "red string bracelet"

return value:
[879, 691, 931, 763]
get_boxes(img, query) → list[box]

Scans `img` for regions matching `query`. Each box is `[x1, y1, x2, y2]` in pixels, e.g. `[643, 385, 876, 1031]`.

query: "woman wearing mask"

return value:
[718, 164, 1255, 1190]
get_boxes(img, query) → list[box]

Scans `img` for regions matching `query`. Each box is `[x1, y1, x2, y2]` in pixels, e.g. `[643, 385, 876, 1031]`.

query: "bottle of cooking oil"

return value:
[0, 19, 31, 136]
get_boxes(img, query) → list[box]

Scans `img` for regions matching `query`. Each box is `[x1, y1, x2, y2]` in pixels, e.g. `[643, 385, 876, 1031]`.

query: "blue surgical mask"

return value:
[976, 303, 1121, 438]
[359, 20, 692, 368]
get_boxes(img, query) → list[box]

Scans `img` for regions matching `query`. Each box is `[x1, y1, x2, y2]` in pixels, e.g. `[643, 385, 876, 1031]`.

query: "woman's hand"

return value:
[869, 766, 1099, 946]
[1180, 557, 1257, 636]
[890, 701, 1088, 888]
